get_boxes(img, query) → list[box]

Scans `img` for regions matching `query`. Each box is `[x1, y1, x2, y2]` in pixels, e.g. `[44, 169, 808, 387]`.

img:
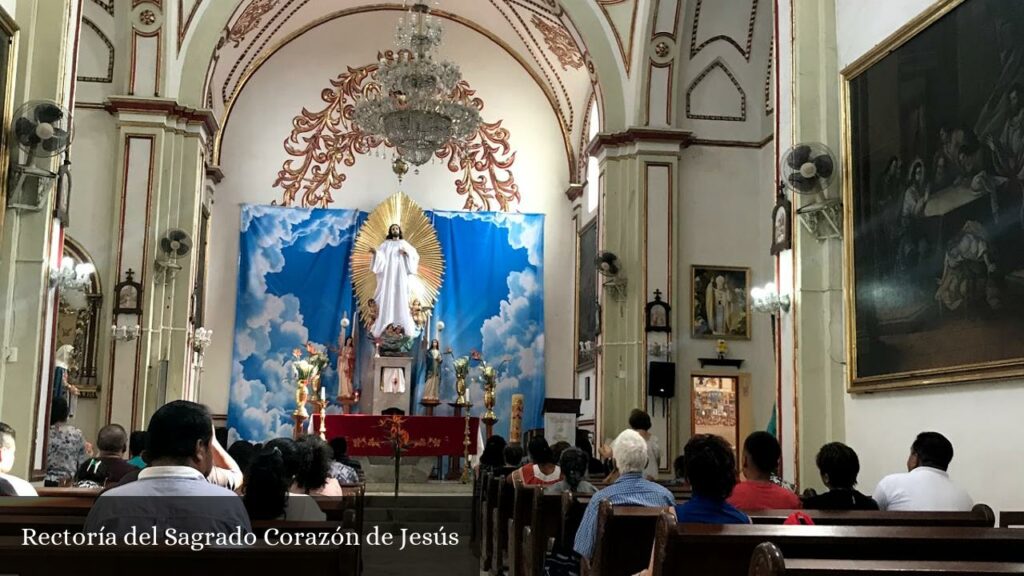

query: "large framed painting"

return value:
[842, 0, 1024, 391]
[0, 9, 17, 241]
[691, 375, 740, 460]
[576, 218, 598, 369]
[691, 265, 750, 340]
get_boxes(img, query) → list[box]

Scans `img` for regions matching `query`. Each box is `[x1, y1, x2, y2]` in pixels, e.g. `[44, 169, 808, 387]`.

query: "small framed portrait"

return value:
[113, 268, 143, 316]
[770, 192, 792, 255]
[691, 265, 751, 340]
[645, 289, 671, 333]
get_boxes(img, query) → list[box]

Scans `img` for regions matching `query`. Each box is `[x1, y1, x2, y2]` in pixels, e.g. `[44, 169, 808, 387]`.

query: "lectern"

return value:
[542, 398, 581, 446]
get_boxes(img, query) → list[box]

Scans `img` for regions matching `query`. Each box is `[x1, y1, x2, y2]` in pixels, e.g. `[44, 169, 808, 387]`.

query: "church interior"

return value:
[2, 0, 1024, 572]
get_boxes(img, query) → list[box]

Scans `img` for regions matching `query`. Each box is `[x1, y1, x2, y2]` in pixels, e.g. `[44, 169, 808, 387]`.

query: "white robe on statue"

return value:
[371, 238, 420, 338]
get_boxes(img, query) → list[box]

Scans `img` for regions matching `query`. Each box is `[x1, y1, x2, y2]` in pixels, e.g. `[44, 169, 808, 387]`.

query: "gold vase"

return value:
[483, 377, 497, 421]
[455, 375, 468, 406]
[293, 378, 310, 418]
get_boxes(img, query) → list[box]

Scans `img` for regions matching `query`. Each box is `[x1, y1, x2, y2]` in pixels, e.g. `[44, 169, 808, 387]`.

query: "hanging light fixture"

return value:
[353, 2, 481, 166]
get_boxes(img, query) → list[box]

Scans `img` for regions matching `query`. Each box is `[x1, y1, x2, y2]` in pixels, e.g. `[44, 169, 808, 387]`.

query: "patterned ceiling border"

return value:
[596, 0, 639, 75]
[178, 0, 206, 51]
[764, 40, 774, 116]
[530, 13, 583, 71]
[689, 0, 759, 61]
[78, 18, 115, 83]
[91, 0, 115, 16]
[685, 59, 746, 122]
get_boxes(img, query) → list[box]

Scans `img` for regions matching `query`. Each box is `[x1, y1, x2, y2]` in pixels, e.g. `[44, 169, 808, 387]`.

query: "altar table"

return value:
[312, 414, 479, 457]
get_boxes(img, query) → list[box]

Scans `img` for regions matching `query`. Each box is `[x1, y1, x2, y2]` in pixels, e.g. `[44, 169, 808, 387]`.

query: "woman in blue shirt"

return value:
[675, 434, 750, 524]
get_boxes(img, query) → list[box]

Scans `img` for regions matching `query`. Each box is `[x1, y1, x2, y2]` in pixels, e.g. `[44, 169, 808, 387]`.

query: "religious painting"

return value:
[0, 10, 16, 241]
[770, 191, 792, 255]
[113, 269, 143, 316]
[691, 266, 750, 340]
[576, 218, 598, 368]
[645, 289, 671, 333]
[842, 0, 1024, 391]
[690, 375, 739, 457]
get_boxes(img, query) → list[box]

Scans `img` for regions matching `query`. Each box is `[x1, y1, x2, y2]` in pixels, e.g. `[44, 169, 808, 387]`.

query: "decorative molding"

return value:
[90, 0, 114, 16]
[78, 18, 115, 83]
[224, 0, 279, 48]
[178, 0, 205, 51]
[764, 39, 774, 116]
[689, 134, 773, 148]
[530, 13, 583, 70]
[685, 60, 747, 122]
[587, 128, 693, 157]
[596, 0, 639, 75]
[206, 164, 224, 184]
[275, 53, 519, 211]
[565, 183, 584, 202]
[689, 0, 759, 61]
[106, 96, 219, 136]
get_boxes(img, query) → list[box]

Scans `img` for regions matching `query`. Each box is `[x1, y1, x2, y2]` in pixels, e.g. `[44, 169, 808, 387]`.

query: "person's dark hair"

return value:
[815, 442, 860, 488]
[673, 454, 686, 479]
[551, 441, 571, 462]
[50, 397, 69, 425]
[97, 424, 127, 454]
[328, 437, 349, 461]
[911, 432, 954, 471]
[228, 440, 257, 475]
[527, 437, 554, 465]
[743, 431, 781, 475]
[387, 224, 404, 239]
[145, 400, 213, 462]
[504, 444, 524, 467]
[215, 426, 228, 448]
[1010, 82, 1023, 99]
[480, 435, 507, 469]
[559, 447, 589, 490]
[0, 477, 15, 496]
[683, 434, 737, 500]
[129, 431, 147, 458]
[0, 422, 16, 450]
[243, 447, 290, 520]
[294, 435, 333, 491]
[629, 409, 652, 432]
[265, 437, 300, 480]
[576, 429, 594, 458]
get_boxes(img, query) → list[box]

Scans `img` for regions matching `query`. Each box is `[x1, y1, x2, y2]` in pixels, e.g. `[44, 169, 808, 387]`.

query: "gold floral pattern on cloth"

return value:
[274, 51, 520, 211]
[226, 0, 279, 48]
[530, 14, 584, 71]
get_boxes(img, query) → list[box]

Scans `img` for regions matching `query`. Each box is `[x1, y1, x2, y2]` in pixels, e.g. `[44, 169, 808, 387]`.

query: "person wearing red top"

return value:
[509, 436, 562, 487]
[727, 431, 801, 511]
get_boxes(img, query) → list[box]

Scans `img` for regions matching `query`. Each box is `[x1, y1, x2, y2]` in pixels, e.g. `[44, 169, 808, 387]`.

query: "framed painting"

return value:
[576, 218, 598, 369]
[691, 265, 750, 340]
[0, 9, 17, 240]
[843, 0, 1024, 391]
[690, 375, 740, 460]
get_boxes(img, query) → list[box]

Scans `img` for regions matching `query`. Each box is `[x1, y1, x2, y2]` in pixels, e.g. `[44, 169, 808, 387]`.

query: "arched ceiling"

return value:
[202, 0, 599, 172]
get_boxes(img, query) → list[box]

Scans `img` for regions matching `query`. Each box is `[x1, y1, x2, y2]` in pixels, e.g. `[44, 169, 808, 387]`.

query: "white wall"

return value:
[835, 0, 1024, 513]
[202, 12, 574, 415]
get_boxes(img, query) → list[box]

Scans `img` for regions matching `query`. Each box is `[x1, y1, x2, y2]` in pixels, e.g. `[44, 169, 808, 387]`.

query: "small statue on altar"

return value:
[365, 298, 379, 330]
[339, 336, 356, 399]
[422, 339, 442, 401]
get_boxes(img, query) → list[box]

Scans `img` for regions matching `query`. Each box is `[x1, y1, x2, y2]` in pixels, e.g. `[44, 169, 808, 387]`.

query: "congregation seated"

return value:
[476, 434, 507, 478]
[243, 446, 325, 521]
[0, 476, 16, 496]
[504, 443, 525, 468]
[576, 429, 610, 477]
[44, 397, 90, 487]
[802, 442, 878, 510]
[728, 431, 801, 511]
[664, 454, 688, 486]
[873, 431, 973, 511]
[75, 424, 137, 488]
[227, 439, 258, 476]
[329, 436, 363, 476]
[84, 400, 252, 536]
[573, 429, 674, 561]
[630, 409, 661, 480]
[551, 440, 572, 463]
[545, 447, 597, 495]
[127, 431, 147, 469]
[0, 421, 36, 496]
[510, 437, 562, 487]
[675, 434, 750, 524]
[292, 435, 345, 496]
[319, 437, 358, 485]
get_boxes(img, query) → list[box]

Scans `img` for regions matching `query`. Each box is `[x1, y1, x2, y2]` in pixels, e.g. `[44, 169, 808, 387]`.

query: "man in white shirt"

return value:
[0, 422, 37, 496]
[873, 431, 973, 511]
[84, 401, 251, 537]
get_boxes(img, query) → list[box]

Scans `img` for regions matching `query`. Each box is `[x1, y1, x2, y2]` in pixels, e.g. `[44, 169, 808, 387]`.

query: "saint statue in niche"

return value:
[339, 336, 356, 399]
[422, 339, 442, 401]
[368, 224, 420, 338]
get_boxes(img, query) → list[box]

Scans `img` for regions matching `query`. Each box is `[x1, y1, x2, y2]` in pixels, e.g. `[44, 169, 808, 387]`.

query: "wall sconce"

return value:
[50, 256, 95, 292]
[750, 282, 791, 314]
[110, 324, 141, 342]
[192, 327, 213, 353]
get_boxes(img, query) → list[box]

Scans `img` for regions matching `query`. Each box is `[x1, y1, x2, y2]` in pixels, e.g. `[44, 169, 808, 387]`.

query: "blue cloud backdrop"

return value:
[229, 205, 545, 444]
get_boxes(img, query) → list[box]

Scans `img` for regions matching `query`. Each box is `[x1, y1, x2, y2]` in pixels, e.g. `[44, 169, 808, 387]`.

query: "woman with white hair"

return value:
[572, 429, 675, 563]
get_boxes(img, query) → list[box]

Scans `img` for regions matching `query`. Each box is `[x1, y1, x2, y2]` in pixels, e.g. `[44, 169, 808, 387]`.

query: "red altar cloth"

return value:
[312, 414, 479, 457]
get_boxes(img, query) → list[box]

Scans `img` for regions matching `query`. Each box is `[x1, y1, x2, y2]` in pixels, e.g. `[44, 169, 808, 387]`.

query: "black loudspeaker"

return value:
[648, 361, 676, 398]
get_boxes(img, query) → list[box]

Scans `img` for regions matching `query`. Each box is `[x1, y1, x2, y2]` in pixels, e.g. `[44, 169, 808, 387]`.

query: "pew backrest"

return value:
[590, 502, 668, 576]
[750, 504, 995, 527]
[749, 541, 1024, 576]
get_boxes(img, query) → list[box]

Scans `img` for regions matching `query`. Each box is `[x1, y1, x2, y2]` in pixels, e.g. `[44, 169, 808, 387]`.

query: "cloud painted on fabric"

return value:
[433, 211, 544, 267]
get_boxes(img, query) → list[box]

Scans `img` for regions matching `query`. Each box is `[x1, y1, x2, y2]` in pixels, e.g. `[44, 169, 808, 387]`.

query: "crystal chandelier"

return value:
[353, 2, 481, 166]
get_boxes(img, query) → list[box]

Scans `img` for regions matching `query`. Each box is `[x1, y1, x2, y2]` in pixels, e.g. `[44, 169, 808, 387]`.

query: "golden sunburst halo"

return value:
[351, 192, 445, 332]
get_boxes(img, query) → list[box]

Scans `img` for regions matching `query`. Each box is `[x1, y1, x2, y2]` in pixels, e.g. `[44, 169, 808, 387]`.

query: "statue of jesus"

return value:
[369, 223, 420, 338]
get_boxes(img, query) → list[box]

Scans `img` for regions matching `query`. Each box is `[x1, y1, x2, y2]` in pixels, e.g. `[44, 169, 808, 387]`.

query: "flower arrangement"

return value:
[292, 342, 329, 381]
[452, 355, 470, 379]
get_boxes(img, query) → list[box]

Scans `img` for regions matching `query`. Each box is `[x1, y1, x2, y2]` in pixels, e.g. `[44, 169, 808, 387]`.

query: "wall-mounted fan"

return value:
[781, 142, 842, 240]
[595, 251, 627, 302]
[7, 100, 73, 211]
[155, 228, 193, 283]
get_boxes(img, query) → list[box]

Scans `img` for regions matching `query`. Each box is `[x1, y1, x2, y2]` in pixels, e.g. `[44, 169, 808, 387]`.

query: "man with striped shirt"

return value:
[573, 429, 674, 560]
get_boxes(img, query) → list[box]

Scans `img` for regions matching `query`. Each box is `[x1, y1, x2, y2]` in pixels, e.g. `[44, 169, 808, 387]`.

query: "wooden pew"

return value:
[507, 485, 537, 576]
[523, 492, 564, 576]
[749, 541, 1024, 576]
[36, 487, 101, 498]
[491, 478, 515, 576]
[481, 474, 502, 571]
[472, 468, 489, 556]
[0, 497, 93, 516]
[0, 536, 357, 576]
[588, 501, 669, 576]
[999, 511, 1024, 528]
[749, 504, 996, 527]
[560, 492, 590, 554]
[651, 515, 1024, 576]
